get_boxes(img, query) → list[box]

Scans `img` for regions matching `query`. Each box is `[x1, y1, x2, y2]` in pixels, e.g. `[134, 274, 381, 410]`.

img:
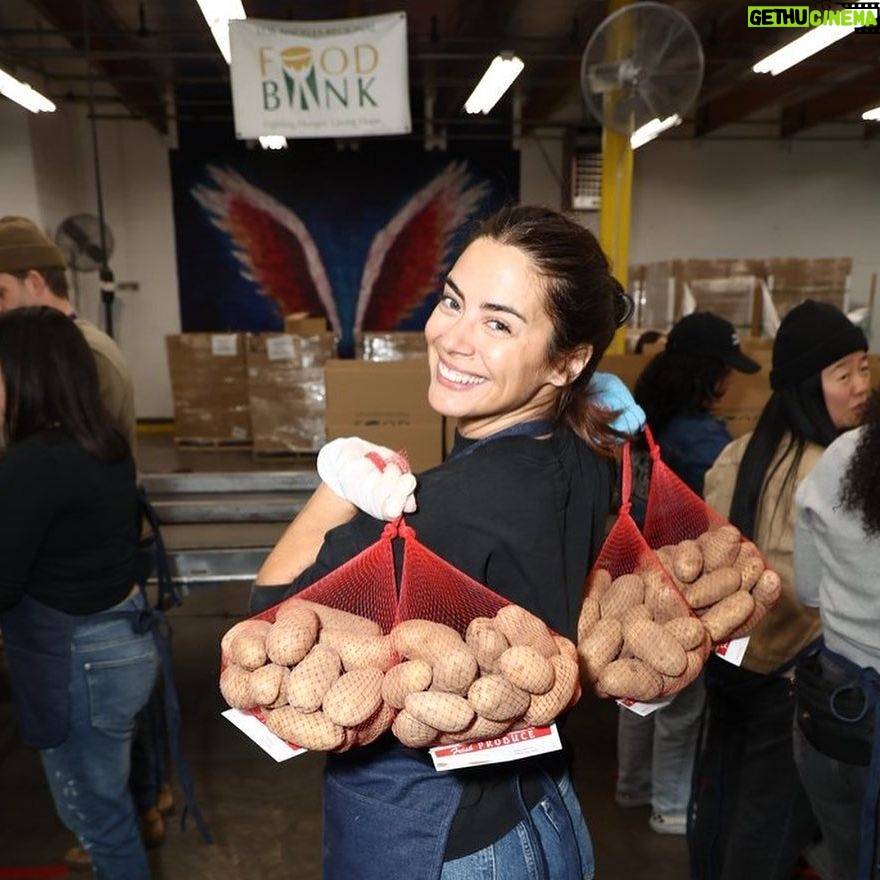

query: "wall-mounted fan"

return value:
[580, 2, 705, 140]
[55, 213, 114, 273]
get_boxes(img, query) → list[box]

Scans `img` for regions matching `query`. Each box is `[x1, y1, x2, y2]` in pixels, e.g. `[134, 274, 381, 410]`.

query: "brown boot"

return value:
[140, 806, 166, 849]
[156, 782, 175, 817]
[64, 844, 92, 872]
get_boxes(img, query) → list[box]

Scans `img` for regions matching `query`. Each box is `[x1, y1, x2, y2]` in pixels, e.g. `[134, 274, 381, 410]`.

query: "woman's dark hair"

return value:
[634, 351, 730, 436]
[634, 329, 664, 355]
[841, 388, 880, 536]
[728, 373, 838, 539]
[0, 306, 128, 461]
[475, 205, 630, 453]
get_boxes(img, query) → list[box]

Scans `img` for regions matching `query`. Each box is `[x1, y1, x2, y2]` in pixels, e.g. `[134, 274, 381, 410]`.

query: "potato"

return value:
[405, 691, 475, 733]
[647, 584, 690, 624]
[466, 618, 510, 673]
[525, 655, 579, 726]
[220, 664, 255, 710]
[576, 596, 601, 643]
[467, 674, 531, 722]
[733, 542, 764, 591]
[265, 606, 319, 665]
[391, 619, 464, 662]
[620, 603, 652, 630]
[577, 617, 623, 682]
[752, 569, 782, 605]
[322, 668, 384, 727]
[698, 525, 742, 572]
[227, 633, 269, 670]
[599, 574, 645, 620]
[266, 706, 345, 751]
[727, 601, 771, 641]
[663, 616, 708, 651]
[683, 567, 742, 609]
[700, 590, 756, 642]
[381, 659, 432, 709]
[597, 658, 664, 702]
[352, 701, 395, 748]
[318, 629, 396, 671]
[553, 634, 579, 667]
[221, 619, 271, 655]
[623, 618, 688, 677]
[290, 599, 381, 636]
[249, 663, 288, 708]
[287, 644, 342, 712]
[494, 605, 558, 658]
[498, 645, 555, 695]
[432, 648, 479, 695]
[392, 709, 439, 748]
[661, 648, 705, 694]
[587, 567, 613, 604]
[673, 540, 703, 583]
[438, 715, 514, 745]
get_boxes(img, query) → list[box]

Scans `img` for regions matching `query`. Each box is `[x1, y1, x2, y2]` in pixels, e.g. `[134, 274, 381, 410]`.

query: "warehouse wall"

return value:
[1, 100, 877, 418]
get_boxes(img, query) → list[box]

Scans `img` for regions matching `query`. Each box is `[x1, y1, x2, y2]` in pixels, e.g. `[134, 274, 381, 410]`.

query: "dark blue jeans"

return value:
[40, 592, 158, 880]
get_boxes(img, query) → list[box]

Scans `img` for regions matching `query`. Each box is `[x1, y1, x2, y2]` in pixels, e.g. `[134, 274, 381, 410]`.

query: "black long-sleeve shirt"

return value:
[0, 431, 138, 614]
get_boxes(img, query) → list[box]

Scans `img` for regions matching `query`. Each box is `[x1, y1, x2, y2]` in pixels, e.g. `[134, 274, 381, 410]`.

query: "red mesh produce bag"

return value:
[389, 521, 581, 749]
[219, 521, 401, 752]
[577, 442, 710, 703]
[640, 426, 782, 645]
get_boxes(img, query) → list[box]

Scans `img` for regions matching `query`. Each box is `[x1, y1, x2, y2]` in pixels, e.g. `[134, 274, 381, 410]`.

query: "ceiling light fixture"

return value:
[630, 114, 682, 149]
[258, 135, 288, 150]
[464, 53, 524, 115]
[195, 0, 246, 65]
[0, 65, 55, 113]
[753, 0, 876, 76]
[862, 106, 880, 122]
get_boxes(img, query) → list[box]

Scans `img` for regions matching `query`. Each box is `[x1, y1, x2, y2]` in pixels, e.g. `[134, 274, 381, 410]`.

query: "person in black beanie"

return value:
[690, 299, 870, 880]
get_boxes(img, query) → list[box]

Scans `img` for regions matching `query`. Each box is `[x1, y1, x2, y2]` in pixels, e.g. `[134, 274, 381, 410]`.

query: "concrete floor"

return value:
[0, 434, 690, 879]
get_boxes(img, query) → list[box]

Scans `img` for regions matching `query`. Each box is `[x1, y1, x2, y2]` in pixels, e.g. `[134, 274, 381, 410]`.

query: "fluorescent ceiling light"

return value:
[259, 135, 288, 150]
[753, 0, 875, 76]
[0, 65, 55, 113]
[630, 114, 681, 149]
[464, 53, 524, 115]
[195, 0, 246, 64]
[862, 106, 880, 122]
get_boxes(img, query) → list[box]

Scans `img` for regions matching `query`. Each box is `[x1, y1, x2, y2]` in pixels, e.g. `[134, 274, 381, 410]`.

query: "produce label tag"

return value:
[211, 334, 238, 356]
[715, 635, 750, 666]
[429, 724, 562, 772]
[266, 335, 296, 360]
[222, 709, 307, 762]
[617, 696, 673, 716]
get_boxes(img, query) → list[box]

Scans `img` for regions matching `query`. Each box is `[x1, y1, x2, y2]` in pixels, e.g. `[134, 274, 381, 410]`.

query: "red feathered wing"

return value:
[192, 166, 340, 333]
[354, 163, 489, 331]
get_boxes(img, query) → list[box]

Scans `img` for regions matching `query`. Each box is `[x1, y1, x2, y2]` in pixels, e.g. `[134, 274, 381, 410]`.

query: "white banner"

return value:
[229, 12, 411, 139]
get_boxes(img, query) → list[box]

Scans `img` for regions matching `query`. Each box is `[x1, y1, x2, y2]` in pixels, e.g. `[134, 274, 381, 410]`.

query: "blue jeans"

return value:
[440, 770, 595, 880]
[40, 592, 158, 880]
[616, 674, 706, 814]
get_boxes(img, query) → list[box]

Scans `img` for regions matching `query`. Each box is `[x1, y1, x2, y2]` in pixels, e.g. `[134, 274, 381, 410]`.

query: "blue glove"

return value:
[588, 372, 646, 435]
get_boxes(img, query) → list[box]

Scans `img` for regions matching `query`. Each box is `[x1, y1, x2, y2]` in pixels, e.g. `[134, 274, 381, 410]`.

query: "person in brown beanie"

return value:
[691, 299, 871, 880]
[0, 215, 173, 868]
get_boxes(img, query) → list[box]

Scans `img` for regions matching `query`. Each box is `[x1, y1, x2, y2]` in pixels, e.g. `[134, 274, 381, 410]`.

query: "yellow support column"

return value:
[599, 0, 635, 355]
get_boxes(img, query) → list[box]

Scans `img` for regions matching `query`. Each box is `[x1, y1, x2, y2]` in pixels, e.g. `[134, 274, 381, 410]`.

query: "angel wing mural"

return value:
[191, 161, 490, 343]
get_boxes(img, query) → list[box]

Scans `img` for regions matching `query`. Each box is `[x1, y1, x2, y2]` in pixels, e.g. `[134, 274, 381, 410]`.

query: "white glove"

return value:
[317, 437, 417, 521]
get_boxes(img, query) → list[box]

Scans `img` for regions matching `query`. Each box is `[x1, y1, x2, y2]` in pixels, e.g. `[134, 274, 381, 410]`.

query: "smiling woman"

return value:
[250, 204, 634, 880]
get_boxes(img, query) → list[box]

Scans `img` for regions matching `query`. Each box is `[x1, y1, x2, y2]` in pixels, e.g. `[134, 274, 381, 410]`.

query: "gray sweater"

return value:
[794, 426, 880, 671]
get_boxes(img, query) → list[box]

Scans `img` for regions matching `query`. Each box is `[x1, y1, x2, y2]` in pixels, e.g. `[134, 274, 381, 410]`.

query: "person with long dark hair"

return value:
[0, 306, 157, 879]
[691, 299, 871, 879]
[617, 312, 760, 836]
[793, 386, 880, 880]
[250, 205, 635, 880]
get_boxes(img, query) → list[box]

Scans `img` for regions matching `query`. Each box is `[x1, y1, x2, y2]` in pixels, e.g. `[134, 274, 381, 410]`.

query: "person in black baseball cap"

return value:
[619, 313, 761, 838]
[692, 299, 871, 879]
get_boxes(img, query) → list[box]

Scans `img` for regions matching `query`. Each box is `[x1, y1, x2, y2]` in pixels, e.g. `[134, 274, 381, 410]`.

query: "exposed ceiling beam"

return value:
[26, 0, 168, 134]
[781, 65, 880, 136]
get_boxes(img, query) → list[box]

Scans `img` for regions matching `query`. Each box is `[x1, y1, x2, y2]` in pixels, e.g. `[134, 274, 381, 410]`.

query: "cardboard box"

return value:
[355, 331, 427, 361]
[597, 354, 650, 392]
[247, 333, 337, 453]
[165, 333, 251, 444]
[714, 350, 773, 438]
[324, 358, 442, 472]
[283, 315, 328, 336]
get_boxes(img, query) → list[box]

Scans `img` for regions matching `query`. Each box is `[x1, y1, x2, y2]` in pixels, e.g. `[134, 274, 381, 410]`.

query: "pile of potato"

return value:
[388, 605, 580, 748]
[577, 562, 709, 703]
[220, 598, 396, 752]
[654, 524, 782, 643]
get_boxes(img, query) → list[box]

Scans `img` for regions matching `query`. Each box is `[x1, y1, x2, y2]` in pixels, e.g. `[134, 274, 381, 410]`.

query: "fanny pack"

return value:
[794, 649, 875, 766]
